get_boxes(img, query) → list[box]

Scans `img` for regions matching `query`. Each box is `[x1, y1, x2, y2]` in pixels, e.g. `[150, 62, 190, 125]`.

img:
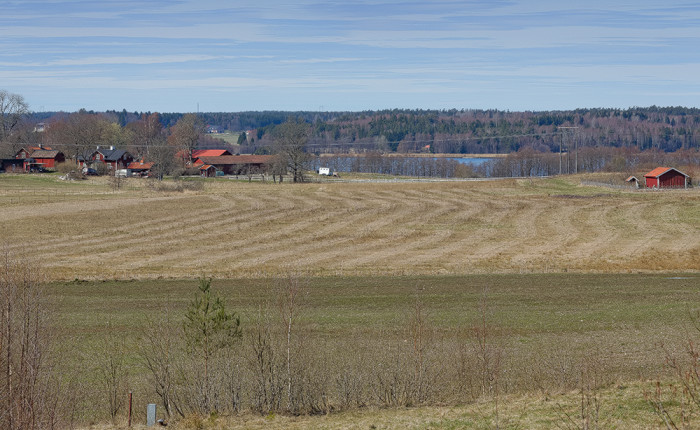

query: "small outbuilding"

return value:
[625, 176, 640, 188]
[199, 164, 217, 177]
[643, 167, 689, 189]
[127, 160, 154, 177]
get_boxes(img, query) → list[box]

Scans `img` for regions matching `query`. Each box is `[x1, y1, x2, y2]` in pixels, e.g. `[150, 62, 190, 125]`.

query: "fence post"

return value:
[147, 404, 156, 427]
[128, 392, 132, 427]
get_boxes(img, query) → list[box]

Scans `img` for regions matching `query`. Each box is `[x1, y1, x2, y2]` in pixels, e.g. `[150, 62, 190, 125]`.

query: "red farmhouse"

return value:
[644, 167, 689, 189]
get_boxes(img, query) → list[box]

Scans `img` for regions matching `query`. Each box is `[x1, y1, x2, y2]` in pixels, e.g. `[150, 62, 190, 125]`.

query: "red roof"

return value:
[199, 164, 215, 170]
[195, 155, 275, 165]
[192, 149, 232, 158]
[644, 167, 688, 178]
[127, 160, 154, 170]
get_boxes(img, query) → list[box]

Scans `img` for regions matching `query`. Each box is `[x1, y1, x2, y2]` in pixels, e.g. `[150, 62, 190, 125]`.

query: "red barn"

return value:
[192, 149, 232, 158]
[644, 167, 688, 189]
[194, 155, 275, 175]
[24, 149, 65, 171]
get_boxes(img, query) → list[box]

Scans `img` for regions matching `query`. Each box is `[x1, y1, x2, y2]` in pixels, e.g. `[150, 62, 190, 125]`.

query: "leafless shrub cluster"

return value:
[646, 310, 700, 429]
[0, 248, 66, 429]
[555, 352, 608, 430]
[77, 277, 626, 427]
[145, 178, 204, 193]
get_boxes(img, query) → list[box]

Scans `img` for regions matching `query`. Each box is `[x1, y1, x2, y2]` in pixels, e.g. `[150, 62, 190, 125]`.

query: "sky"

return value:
[2, 0, 700, 113]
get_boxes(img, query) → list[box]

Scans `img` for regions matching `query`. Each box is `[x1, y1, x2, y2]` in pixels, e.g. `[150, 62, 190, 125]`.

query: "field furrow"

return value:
[4, 177, 699, 279]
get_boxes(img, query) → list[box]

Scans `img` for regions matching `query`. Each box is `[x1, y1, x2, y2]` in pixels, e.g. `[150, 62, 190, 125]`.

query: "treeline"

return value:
[299, 107, 700, 154]
[310, 147, 700, 180]
[30, 106, 700, 156]
[152, 107, 700, 155]
[480, 147, 700, 179]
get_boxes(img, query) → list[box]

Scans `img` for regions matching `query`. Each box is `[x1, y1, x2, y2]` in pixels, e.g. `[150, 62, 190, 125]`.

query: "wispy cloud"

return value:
[1, 0, 699, 111]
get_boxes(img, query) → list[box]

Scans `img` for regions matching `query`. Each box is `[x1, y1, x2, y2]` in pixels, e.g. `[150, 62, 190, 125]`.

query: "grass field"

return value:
[51, 273, 699, 428]
[209, 131, 242, 146]
[2, 173, 699, 428]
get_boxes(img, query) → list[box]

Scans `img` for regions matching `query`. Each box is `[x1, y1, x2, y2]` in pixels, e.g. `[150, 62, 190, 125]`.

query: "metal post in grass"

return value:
[147, 403, 156, 427]
[128, 392, 132, 427]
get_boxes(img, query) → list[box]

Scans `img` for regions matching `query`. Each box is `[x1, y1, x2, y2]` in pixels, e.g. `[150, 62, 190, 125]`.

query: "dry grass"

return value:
[76, 382, 666, 429]
[1, 174, 698, 280]
[0, 175, 694, 279]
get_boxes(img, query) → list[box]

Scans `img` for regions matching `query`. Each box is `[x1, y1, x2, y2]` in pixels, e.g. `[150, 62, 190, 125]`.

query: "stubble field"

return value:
[1, 173, 698, 279]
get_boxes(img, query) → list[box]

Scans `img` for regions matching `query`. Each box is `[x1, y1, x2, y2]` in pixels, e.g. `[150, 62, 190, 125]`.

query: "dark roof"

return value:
[77, 148, 132, 162]
[98, 148, 130, 161]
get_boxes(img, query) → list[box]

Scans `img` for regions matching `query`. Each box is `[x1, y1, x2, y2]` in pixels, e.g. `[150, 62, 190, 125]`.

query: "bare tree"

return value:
[273, 119, 311, 183]
[128, 112, 163, 158]
[248, 304, 284, 415]
[44, 112, 108, 164]
[0, 90, 29, 144]
[277, 273, 307, 412]
[0, 248, 59, 430]
[93, 322, 128, 423]
[149, 140, 175, 180]
[139, 301, 183, 418]
[170, 114, 205, 166]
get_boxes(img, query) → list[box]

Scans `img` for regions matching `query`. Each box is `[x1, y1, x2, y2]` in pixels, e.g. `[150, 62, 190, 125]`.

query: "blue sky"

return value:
[2, 0, 700, 112]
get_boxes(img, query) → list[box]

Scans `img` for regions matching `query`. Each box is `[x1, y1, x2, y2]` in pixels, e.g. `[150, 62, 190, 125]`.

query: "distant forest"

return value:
[34, 106, 700, 155]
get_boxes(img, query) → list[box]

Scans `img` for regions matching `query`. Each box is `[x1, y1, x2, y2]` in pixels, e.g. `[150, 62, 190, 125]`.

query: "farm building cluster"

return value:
[185, 149, 275, 177]
[1, 145, 277, 178]
[0, 145, 693, 189]
[1, 145, 65, 173]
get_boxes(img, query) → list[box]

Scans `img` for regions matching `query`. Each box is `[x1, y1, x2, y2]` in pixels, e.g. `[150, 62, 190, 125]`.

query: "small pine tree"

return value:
[183, 277, 241, 412]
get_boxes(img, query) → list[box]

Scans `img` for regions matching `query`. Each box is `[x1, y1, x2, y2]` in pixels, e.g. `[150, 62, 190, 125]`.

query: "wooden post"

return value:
[128, 391, 132, 427]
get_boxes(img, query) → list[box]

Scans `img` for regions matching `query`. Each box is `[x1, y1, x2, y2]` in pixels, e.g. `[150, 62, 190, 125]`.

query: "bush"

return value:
[146, 179, 204, 193]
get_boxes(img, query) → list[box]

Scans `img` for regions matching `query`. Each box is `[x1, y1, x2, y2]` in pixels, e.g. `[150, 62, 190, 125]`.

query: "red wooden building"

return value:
[199, 164, 217, 177]
[643, 167, 689, 189]
[24, 149, 65, 171]
[14, 145, 51, 160]
[194, 155, 275, 175]
[77, 147, 133, 170]
[127, 159, 154, 177]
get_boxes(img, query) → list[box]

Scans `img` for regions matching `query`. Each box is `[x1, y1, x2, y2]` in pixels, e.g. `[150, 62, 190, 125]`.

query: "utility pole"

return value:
[560, 127, 579, 175]
[559, 132, 563, 175]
